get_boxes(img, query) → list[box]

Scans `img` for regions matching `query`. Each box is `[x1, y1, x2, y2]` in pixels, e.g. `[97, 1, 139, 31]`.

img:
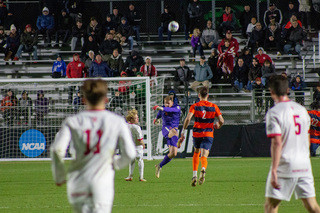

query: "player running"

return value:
[51, 79, 136, 213]
[125, 109, 146, 182]
[153, 96, 181, 178]
[308, 100, 320, 157]
[180, 86, 224, 187]
[265, 75, 320, 213]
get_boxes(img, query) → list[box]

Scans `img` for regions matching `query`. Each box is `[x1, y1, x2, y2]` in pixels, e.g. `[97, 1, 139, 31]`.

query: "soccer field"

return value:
[1, 158, 320, 213]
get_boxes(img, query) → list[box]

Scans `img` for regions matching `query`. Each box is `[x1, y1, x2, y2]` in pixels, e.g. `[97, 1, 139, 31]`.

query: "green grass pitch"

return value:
[1, 158, 320, 213]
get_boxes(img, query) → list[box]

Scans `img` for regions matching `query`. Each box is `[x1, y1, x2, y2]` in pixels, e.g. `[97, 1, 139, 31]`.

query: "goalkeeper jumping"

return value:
[153, 96, 181, 178]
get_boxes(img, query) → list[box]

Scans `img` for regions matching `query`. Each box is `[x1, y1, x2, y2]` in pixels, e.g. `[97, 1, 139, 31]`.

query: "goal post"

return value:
[0, 77, 165, 161]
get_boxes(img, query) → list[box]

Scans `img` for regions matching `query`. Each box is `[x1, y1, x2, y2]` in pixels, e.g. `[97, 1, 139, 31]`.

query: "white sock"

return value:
[129, 160, 135, 177]
[138, 158, 144, 179]
[193, 171, 197, 177]
[201, 167, 206, 171]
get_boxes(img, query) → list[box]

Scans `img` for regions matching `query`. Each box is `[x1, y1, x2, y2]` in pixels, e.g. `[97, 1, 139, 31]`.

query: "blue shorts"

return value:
[162, 127, 178, 147]
[193, 137, 214, 150]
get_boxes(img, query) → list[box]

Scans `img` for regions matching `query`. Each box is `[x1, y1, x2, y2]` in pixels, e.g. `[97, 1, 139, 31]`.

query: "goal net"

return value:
[0, 77, 165, 160]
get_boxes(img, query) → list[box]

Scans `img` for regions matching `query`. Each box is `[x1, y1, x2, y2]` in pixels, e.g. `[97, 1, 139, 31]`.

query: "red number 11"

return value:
[84, 129, 103, 155]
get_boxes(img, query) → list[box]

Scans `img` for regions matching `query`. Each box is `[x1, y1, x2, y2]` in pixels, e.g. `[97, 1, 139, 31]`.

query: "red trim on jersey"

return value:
[267, 133, 281, 138]
[278, 100, 291, 103]
[137, 138, 143, 141]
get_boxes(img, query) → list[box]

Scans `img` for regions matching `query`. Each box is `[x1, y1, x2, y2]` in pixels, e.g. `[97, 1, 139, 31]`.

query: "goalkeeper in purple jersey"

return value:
[153, 96, 181, 178]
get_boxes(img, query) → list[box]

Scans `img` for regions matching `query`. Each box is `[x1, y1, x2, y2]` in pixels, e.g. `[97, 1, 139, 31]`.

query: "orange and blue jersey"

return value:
[189, 100, 222, 138]
[308, 110, 320, 144]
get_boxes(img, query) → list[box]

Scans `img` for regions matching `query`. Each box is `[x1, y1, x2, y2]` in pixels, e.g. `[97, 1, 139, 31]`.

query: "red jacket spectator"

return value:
[67, 53, 86, 78]
[255, 47, 273, 65]
[284, 19, 302, 29]
[1, 90, 17, 112]
[140, 56, 157, 77]
[217, 31, 239, 55]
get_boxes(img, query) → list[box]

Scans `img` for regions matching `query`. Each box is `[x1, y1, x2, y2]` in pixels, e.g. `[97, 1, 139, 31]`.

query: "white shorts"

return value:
[135, 145, 143, 161]
[265, 172, 316, 201]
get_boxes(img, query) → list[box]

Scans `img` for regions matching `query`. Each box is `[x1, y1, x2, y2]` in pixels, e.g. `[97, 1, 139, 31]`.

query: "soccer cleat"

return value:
[191, 176, 197, 187]
[139, 178, 147, 182]
[199, 169, 206, 185]
[155, 164, 161, 178]
[124, 176, 133, 181]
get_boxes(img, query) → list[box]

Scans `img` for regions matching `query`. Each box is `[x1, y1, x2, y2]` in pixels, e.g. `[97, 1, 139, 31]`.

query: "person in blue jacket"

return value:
[153, 95, 181, 178]
[36, 7, 55, 47]
[168, 89, 179, 105]
[88, 54, 112, 77]
[52, 54, 66, 78]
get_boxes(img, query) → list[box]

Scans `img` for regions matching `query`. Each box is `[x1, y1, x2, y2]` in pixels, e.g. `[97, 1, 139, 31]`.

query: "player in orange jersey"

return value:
[179, 86, 224, 187]
[309, 100, 320, 156]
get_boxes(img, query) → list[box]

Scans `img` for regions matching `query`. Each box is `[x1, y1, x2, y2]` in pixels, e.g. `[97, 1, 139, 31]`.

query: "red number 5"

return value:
[293, 115, 301, 135]
[84, 129, 103, 155]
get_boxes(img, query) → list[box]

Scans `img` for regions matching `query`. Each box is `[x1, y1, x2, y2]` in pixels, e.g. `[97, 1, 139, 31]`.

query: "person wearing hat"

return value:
[71, 19, 86, 51]
[122, 50, 144, 76]
[110, 6, 123, 27]
[0, 25, 6, 55]
[158, 5, 175, 41]
[18, 90, 32, 125]
[13, 24, 38, 61]
[263, 3, 283, 27]
[190, 55, 213, 92]
[52, 54, 66, 78]
[105, 48, 124, 77]
[220, 5, 237, 35]
[140, 56, 157, 77]
[117, 17, 134, 50]
[55, 8, 72, 47]
[291, 74, 306, 105]
[174, 58, 192, 93]
[87, 17, 102, 44]
[1, 88, 17, 126]
[127, 3, 141, 41]
[36, 7, 55, 47]
[0, 0, 7, 26]
[4, 24, 19, 61]
[35, 90, 49, 125]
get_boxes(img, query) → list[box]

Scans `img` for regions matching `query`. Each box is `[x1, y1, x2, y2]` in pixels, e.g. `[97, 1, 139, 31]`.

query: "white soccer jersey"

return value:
[128, 123, 144, 146]
[51, 110, 136, 205]
[266, 101, 312, 178]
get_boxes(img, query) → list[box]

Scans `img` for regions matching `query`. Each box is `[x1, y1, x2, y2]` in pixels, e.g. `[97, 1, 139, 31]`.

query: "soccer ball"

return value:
[168, 21, 179, 32]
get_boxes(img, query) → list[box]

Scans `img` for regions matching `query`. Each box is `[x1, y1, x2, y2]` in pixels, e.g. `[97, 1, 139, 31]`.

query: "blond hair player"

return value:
[265, 75, 320, 213]
[51, 79, 136, 213]
[125, 109, 146, 182]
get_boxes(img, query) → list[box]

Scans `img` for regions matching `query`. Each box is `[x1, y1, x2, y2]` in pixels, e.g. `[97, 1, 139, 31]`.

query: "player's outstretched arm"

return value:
[50, 123, 71, 186]
[114, 119, 136, 170]
[214, 115, 224, 129]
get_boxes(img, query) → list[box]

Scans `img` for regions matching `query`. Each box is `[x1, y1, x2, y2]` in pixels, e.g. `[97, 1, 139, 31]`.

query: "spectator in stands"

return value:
[220, 5, 237, 35]
[291, 75, 306, 105]
[118, 17, 134, 50]
[232, 57, 249, 92]
[313, 84, 320, 102]
[168, 90, 179, 105]
[18, 90, 32, 125]
[140, 56, 157, 77]
[105, 48, 124, 77]
[4, 24, 19, 61]
[218, 30, 239, 56]
[81, 34, 99, 61]
[200, 20, 219, 49]
[253, 77, 264, 114]
[109, 90, 124, 115]
[281, 71, 292, 88]
[110, 6, 122, 28]
[191, 28, 204, 60]
[283, 1, 299, 25]
[283, 20, 306, 56]
[247, 57, 262, 91]
[89, 54, 112, 77]
[4, 10, 17, 31]
[268, 16, 281, 29]
[55, 8, 72, 47]
[261, 59, 276, 86]
[122, 50, 144, 76]
[71, 19, 86, 51]
[73, 90, 83, 113]
[240, 4, 254, 38]
[174, 58, 192, 92]
[263, 3, 283, 28]
[0, 0, 7, 26]
[103, 14, 117, 36]
[298, 0, 311, 31]
[84, 50, 94, 71]
[87, 17, 102, 44]
[254, 47, 273, 65]
[52, 54, 66, 78]
[118, 71, 131, 100]
[190, 55, 213, 92]
[283, 14, 303, 39]
[181, 89, 195, 115]
[35, 90, 49, 125]
[0, 26, 6, 55]
[127, 3, 141, 42]
[1, 89, 17, 126]
[180, 0, 190, 40]
[248, 22, 264, 55]
[13, 24, 38, 61]
[246, 16, 257, 40]
[264, 23, 282, 55]
[100, 32, 122, 61]
[208, 48, 220, 84]
[66, 0, 83, 21]
[36, 7, 55, 47]
[188, 0, 203, 34]
[240, 47, 252, 68]
[158, 5, 175, 41]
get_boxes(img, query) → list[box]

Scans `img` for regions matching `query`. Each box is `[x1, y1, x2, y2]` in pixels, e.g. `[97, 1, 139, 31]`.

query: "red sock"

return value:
[200, 156, 207, 170]
[193, 152, 200, 171]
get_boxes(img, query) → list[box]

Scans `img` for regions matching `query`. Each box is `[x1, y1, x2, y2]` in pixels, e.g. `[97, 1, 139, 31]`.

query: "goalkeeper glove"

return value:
[152, 105, 164, 111]
[153, 118, 160, 125]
